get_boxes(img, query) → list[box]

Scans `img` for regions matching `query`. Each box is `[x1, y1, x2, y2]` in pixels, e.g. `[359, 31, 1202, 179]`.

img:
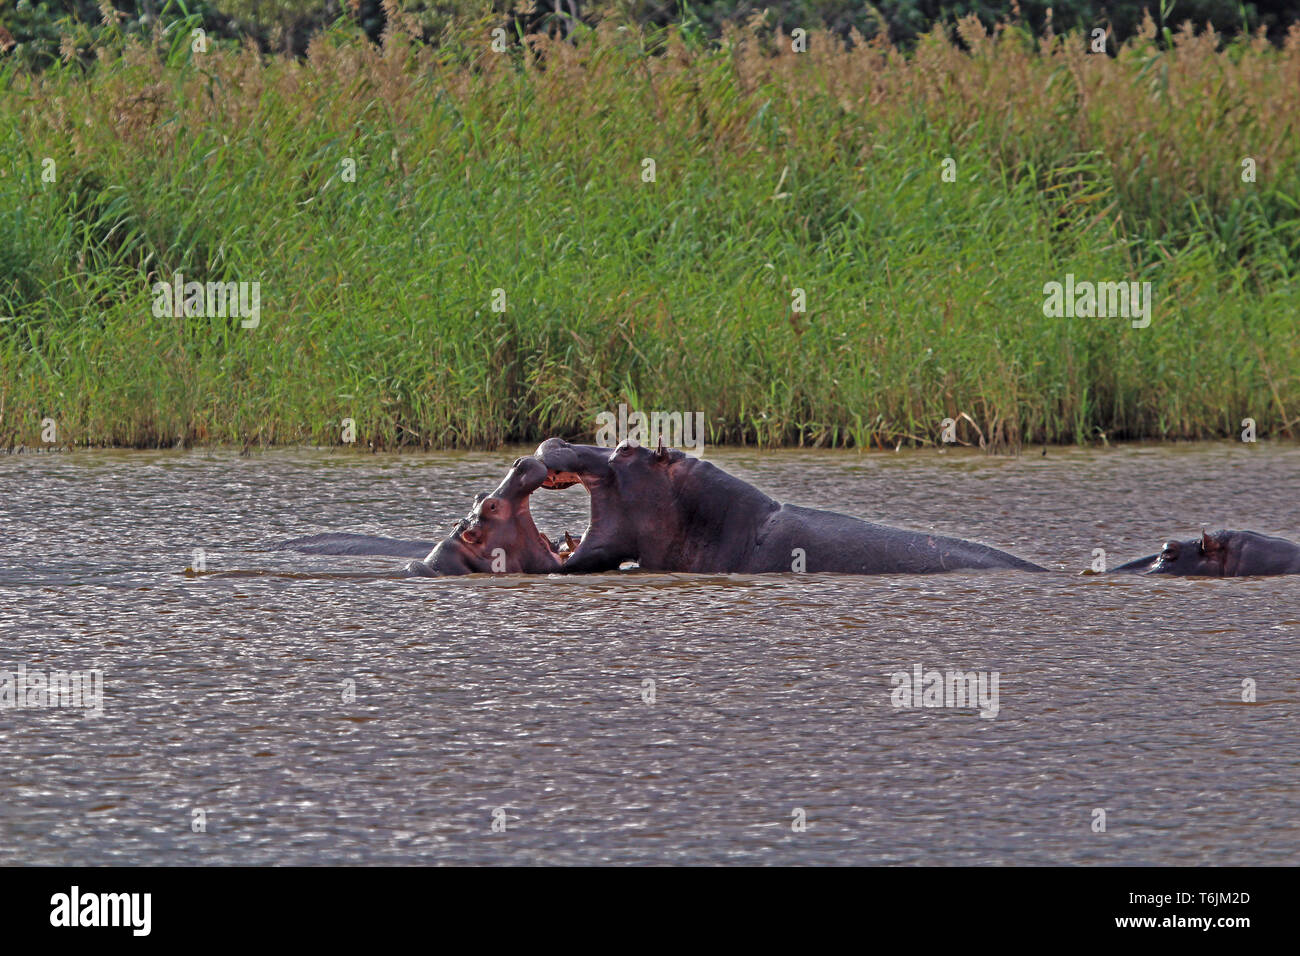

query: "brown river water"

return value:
[1, 442, 1297, 865]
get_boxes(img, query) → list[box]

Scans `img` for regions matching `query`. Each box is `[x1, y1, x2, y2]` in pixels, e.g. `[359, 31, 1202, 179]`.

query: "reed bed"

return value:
[2, 12, 1297, 448]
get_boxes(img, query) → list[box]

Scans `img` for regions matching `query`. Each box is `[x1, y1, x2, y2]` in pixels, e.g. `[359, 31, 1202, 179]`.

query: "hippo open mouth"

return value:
[532, 438, 620, 569]
[541, 470, 583, 490]
[416, 456, 579, 574]
[532, 437, 676, 573]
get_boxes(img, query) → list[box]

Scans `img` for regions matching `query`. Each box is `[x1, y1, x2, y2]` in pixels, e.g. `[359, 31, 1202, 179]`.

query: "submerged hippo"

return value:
[273, 531, 440, 558]
[277, 457, 576, 575]
[1111, 529, 1300, 576]
[534, 438, 1046, 574]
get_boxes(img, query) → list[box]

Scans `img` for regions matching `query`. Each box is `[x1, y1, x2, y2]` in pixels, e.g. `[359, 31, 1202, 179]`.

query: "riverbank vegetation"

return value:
[2, 3, 1298, 448]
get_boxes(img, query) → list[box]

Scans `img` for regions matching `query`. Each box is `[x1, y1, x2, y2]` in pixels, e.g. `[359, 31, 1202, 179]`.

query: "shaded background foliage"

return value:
[3, 0, 1299, 68]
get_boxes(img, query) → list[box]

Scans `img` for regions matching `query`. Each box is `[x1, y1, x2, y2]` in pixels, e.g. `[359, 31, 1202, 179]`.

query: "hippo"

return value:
[533, 438, 1047, 574]
[277, 457, 575, 575]
[1111, 529, 1300, 576]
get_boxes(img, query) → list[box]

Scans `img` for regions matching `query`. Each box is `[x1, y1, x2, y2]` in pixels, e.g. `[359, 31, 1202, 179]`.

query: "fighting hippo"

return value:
[1111, 529, 1300, 576]
[277, 457, 575, 575]
[534, 438, 1046, 574]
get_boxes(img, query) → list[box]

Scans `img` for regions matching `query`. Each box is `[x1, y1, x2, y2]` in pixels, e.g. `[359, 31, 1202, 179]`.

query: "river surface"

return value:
[1, 442, 1297, 865]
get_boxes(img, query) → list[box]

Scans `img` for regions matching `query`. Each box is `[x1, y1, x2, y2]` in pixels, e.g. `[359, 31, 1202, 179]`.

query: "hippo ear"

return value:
[654, 436, 669, 462]
[461, 525, 483, 546]
[1202, 530, 1220, 553]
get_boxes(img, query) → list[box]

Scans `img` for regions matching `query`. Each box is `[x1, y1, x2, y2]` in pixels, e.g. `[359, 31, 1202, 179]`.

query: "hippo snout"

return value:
[505, 455, 548, 494]
[534, 438, 571, 465]
[535, 439, 579, 487]
[535, 439, 611, 489]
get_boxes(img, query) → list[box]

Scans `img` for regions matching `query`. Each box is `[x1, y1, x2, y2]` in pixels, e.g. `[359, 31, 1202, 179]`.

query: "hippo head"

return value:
[1112, 529, 1300, 577]
[422, 456, 566, 575]
[534, 437, 690, 572]
[1149, 531, 1233, 576]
